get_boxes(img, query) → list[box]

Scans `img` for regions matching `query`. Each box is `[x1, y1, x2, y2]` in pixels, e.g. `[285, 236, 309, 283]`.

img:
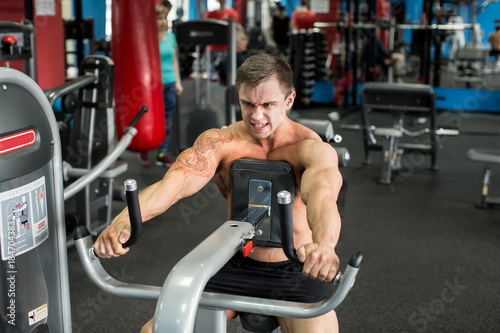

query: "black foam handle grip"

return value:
[122, 179, 143, 248]
[277, 190, 301, 265]
[73, 225, 91, 240]
[128, 105, 148, 128]
[348, 252, 363, 269]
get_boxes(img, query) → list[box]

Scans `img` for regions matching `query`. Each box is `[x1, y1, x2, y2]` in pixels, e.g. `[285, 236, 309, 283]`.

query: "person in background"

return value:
[160, 0, 171, 11]
[488, 26, 500, 69]
[139, 3, 183, 167]
[205, 0, 239, 22]
[218, 25, 248, 85]
[203, 0, 240, 79]
[291, 0, 317, 31]
[446, 10, 465, 67]
[361, 27, 405, 82]
[267, 4, 291, 58]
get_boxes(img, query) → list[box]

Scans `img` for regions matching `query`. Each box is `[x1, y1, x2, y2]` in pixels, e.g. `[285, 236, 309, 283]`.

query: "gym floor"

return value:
[66, 103, 500, 333]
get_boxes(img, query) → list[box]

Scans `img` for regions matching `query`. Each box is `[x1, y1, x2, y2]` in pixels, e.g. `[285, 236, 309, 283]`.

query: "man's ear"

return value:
[286, 91, 296, 111]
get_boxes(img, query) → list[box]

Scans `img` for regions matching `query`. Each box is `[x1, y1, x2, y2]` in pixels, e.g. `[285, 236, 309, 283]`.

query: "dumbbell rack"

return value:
[289, 30, 328, 108]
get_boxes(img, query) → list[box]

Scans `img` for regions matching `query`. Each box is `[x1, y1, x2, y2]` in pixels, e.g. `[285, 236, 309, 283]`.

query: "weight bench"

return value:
[360, 82, 439, 184]
[467, 148, 500, 208]
[295, 118, 349, 167]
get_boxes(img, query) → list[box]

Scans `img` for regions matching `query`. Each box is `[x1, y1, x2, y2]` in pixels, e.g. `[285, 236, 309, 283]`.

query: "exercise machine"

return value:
[74, 159, 362, 332]
[0, 20, 36, 80]
[172, 19, 238, 154]
[467, 148, 500, 209]
[45, 55, 145, 246]
[0, 67, 70, 332]
[342, 82, 458, 184]
[0, 66, 145, 332]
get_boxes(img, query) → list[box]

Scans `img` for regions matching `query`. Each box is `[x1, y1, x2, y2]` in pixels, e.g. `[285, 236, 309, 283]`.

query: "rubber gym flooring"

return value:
[66, 106, 500, 333]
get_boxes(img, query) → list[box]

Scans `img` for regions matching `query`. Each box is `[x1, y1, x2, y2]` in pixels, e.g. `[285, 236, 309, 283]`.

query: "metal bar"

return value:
[226, 20, 237, 125]
[379, 135, 399, 184]
[23, 0, 34, 21]
[313, 22, 474, 31]
[198, 264, 360, 318]
[45, 74, 97, 106]
[63, 127, 137, 200]
[74, 233, 162, 300]
[352, 0, 359, 107]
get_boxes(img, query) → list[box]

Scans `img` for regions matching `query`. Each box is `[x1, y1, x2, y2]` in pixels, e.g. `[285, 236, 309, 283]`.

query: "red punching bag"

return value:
[112, 0, 165, 152]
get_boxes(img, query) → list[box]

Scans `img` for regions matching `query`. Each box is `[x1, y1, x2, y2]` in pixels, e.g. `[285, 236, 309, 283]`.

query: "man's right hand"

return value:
[93, 220, 131, 258]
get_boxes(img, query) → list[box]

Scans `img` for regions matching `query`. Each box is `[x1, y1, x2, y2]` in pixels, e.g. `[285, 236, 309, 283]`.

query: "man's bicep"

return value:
[301, 166, 342, 204]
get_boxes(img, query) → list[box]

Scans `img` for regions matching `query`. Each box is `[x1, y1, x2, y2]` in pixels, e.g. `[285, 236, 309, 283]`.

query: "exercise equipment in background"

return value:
[172, 19, 237, 154]
[0, 67, 71, 333]
[0, 20, 36, 80]
[45, 55, 146, 245]
[467, 149, 500, 209]
[342, 82, 458, 184]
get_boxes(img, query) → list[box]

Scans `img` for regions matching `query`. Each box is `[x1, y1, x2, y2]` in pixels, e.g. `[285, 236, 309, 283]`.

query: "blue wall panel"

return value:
[434, 87, 500, 113]
[83, 0, 107, 40]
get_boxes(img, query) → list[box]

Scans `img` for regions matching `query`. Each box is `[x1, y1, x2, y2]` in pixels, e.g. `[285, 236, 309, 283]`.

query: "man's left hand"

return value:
[296, 243, 340, 282]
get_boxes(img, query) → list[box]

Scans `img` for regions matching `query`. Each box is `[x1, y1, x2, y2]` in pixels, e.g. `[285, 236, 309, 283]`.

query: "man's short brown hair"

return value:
[235, 54, 295, 99]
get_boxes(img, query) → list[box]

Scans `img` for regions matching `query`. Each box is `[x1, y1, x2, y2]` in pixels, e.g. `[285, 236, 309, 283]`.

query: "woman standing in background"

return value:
[139, 2, 183, 167]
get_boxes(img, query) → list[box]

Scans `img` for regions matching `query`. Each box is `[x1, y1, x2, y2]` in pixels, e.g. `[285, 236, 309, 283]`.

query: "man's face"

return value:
[238, 75, 295, 140]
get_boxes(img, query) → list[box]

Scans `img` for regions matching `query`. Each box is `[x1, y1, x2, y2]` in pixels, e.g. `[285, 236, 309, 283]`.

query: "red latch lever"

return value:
[242, 240, 254, 257]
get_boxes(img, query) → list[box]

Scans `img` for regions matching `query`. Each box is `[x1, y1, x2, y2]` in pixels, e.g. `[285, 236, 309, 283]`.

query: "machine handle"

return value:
[277, 190, 300, 264]
[128, 105, 148, 128]
[277, 190, 354, 285]
[73, 179, 143, 254]
[122, 179, 143, 248]
[348, 251, 363, 269]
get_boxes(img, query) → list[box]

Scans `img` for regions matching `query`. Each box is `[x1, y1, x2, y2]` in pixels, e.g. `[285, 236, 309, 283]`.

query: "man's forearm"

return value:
[305, 188, 341, 248]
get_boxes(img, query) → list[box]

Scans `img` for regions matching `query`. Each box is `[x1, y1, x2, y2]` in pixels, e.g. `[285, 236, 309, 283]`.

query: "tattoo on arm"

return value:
[171, 131, 233, 178]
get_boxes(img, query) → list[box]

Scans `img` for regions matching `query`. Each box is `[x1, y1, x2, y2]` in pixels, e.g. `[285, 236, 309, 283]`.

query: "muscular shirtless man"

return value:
[94, 54, 343, 333]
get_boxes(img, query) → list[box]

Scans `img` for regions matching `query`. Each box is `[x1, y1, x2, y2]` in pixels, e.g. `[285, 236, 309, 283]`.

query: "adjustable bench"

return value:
[360, 83, 438, 184]
[467, 148, 500, 208]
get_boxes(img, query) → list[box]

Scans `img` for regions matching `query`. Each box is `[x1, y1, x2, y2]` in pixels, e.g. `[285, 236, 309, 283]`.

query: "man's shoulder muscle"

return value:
[173, 129, 234, 178]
